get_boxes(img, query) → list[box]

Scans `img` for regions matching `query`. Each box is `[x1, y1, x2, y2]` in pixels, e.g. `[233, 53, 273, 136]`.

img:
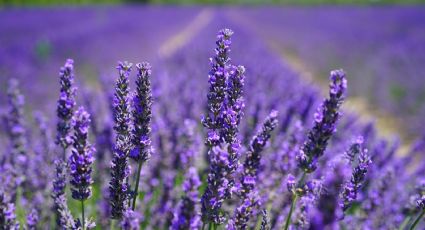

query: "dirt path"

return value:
[158, 8, 214, 59]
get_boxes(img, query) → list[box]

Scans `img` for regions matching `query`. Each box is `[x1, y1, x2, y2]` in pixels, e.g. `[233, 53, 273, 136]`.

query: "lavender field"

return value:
[1, 6, 425, 230]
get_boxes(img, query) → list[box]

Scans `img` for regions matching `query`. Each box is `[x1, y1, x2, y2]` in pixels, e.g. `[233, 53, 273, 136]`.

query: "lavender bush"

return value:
[0, 17, 424, 230]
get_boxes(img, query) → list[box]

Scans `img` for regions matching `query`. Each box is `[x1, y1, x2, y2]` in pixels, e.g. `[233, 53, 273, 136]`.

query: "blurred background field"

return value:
[1, 4, 425, 141]
[1, 0, 425, 5]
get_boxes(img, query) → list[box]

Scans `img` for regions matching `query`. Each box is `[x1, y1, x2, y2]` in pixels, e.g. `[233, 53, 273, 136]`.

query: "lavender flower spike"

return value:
[171, 167, 201, 230]
[226, 191, 259, 230]
[6, 79, 27, 165]
[229, 111, 278, 229]
[201, 145, 230, 224]
[26, 208, 39, 230]
[223, 65, 246, 198]
[0, 193, 19, 230]
[56, 59, 77, 153]
[202, 28, 234, 147]
[52, 160, 75, 229]
[297, 69, 347, 173]
[240, 110, 278, 197]
[69, 107, 95, 201]
[201, 29, 235, 225]
[130, 62, 153, 163]
[121, 209, 140, 230]
[110, 61, 133, 219]
[286, 70, 346, 230]
[130, 62, 153, 210]
[340, 140, 371, 212]
[260, 210, 271, 230]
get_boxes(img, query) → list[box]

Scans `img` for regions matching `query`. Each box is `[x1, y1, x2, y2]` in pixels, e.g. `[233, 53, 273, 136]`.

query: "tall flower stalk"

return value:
[171, 167, 201, 230]
[6, 79, 28, 170]
[69, 107, 95, 229]
[0, 192, 19, 229]
[52, 160, 75, 229]
[202, 29, 248, 226]
[285, 70, 347, 230]
[340, 137, 371, 213]
[228, 111, 278, 229]
[56, 59, 77, 158]
[110, 62, 133, 219]
[130, 62, 153, 211]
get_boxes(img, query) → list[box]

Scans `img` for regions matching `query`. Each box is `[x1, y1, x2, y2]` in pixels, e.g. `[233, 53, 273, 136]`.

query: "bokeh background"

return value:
[1, 1, 425, 141]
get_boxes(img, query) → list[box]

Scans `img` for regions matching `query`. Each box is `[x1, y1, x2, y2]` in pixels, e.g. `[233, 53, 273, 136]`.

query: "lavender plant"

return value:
[6, 79, 27, 167]
[109, 62, 133, 220]
[52, 160, 75, 229]
[201, 28, 235, 225]
[0, 23, 423, 230]
[69, 107, 95, 229]
[228, 110, 278, 229]
[130, 62, 153, 211]
[340, 137, 372, 213]
[171, 167, 201, 230]
[285, 69, 347, 230]
[56, 59, 77, 157]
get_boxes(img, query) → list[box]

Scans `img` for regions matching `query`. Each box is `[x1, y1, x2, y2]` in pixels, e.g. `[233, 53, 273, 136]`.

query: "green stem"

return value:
[131, 162, 144, 210]
[283, 172, 307, 230]
[110, 219, 115, 230]
[399, 216, 412, 230]
[81, 200, 85, 230]
[202, 223, 206, 230]
[283, 194, 298, 230]
[298, 172, 307, 187]
[410, 209, 425, 230]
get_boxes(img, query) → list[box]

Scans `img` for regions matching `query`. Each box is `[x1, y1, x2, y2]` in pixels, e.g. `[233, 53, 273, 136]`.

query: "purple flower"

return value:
[171, 167, 201, 230]
[56, 59, 77, 152]
[226, 191, 259, 230]
[130, 62, 153, 163]
[311, 165, 345, 228]
[201, 145, 230, 224]
[26, 208, 39, 230]
[6, 79, 27, 166]
[0, 193, 19, 230]
[287, 174, 296, 193]
[260, 209, 270, 230]
[340, 141, 372, 212]
[121, 209, 140, 230]
[240, 111, 278, 197]
[228, 111, 278, 228]
[222, 65, 246, 144]
[110, 61, 133, 219]
[297, 69, 347, 173]
[202, 28, 234, 147]
[69, 107, 95, 201]
[52, 160, 75, 229]
[177, 119, 198, 169]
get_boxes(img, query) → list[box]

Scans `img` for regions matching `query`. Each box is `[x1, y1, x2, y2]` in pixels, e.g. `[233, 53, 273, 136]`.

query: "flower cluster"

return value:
[0, 192, 19, 230]
[297, 69, 347, 173]
[202, 28, 234, 147]
[130, 62, 153, 163]
[6, 79, 27, 165]
[171, 167, 201, 230]
[110, 62, 133, 219]
[56, 59, 77, 152]
[52, 160, 75, 229]
[340, 137, 372, 212]
[121, 209, 140, 230]
[69, 107, 95, 201]
[0, 26, 424, 230]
